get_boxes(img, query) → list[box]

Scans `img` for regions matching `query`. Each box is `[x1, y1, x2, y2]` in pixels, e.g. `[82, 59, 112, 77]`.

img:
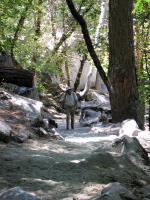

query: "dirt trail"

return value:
[0, 114, 149, 200]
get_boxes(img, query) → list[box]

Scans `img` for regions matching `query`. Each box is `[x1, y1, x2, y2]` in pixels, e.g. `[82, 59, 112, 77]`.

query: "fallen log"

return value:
[0, 68, 34, 88]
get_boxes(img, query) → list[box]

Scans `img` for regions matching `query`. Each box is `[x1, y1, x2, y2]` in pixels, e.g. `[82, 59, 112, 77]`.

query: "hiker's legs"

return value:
[65, 106, 70, 130]
[71, 110, 75, 129]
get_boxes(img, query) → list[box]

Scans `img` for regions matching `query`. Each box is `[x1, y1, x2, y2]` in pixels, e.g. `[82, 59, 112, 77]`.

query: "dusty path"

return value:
[0, 114, 149, 200]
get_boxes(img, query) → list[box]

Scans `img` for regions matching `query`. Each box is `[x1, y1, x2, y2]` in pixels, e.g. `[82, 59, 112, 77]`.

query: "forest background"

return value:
[0, 0, 149, 129]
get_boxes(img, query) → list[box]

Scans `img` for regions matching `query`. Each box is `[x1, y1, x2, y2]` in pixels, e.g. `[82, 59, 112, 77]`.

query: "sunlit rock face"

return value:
[119, 119, 141, 137]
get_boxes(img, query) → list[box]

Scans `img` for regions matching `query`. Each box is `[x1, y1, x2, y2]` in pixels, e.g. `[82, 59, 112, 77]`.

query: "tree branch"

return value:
[66, 0, 109, 91]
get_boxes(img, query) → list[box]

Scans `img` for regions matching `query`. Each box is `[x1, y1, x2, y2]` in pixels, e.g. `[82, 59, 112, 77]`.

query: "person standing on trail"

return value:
[62, 86, 78, 130]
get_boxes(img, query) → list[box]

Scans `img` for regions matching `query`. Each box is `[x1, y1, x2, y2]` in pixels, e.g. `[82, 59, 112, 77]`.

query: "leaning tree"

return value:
[66, 0, 144, 129]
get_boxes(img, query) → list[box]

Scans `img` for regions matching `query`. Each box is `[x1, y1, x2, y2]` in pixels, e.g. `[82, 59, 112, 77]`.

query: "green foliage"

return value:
[36, 82, 46, 93]
[133, 0, 150, 103]
[137, 69, 150, 103]
[0, 0, 110, 93]
[0, 0, 148, 98]
[133, 0, 150, 12]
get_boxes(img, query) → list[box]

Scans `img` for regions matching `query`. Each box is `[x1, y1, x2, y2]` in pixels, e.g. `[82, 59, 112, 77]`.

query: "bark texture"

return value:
[108, 0, 144, 129]
[74, 54, 87, 92]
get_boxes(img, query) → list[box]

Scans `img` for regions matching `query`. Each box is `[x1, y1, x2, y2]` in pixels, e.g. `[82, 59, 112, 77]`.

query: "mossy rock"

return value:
[86, 89, 105, 101]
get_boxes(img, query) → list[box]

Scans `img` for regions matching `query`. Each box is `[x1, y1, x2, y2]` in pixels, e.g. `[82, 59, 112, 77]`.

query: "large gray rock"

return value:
[3, 91, 43, 126]
[88, 182, 136, 200]
[38, 127, 49, 137]
[80, 109, 102, 127]
[39, 117, 58, 131]
[0, 83, 39, 101]
[137, 130, 150, 149]
[112, 135, 150, 174]
[79, 152, 118, 169]
[0, 186, 41, 200]
[0, 121, 12, 143]
[10, 93, 42, 115]
[138, 186, 150, 199]
[13, 85, 39, 101]
[119, 119, 141, 137]
[11, 129, 31, 143]
[101, 182, 136, 200]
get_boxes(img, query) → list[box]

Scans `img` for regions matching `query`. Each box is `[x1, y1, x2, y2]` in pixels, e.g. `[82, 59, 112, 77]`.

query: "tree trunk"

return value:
[79, 65, 93, 99]
[65, 60, 70, 86]
[31, 0, 42, 73]
[108, 0, 144, 129]
[95, 72, 103, 91]
[74, 53, 87, 92]
[0, 68, 34, 88]
[10, 3, 31, 69]
[95, 1, 108, 91]
[48, 0, 56, 40]
[66, 0, 144, 129]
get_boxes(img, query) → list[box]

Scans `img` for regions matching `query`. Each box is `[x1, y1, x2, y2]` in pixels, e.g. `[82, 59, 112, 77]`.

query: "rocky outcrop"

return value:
[88, 182, 136, 200]
[112, 135, 150, 175]
[0, 186, 41, 200]
[0, 121, 12, 143]
[0, 91, 61, 143]
[119, 119, 141, 137]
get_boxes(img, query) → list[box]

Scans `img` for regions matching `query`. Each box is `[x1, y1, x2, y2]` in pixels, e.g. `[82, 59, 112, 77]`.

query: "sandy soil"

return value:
[0, 113, 150, 200]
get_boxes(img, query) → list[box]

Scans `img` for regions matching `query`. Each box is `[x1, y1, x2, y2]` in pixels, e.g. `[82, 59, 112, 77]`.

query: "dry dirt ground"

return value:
[0, 107, 150, 200]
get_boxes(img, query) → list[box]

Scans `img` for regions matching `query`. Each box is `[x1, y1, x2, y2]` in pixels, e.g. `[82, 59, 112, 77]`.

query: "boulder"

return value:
[80, 116, 100, 127]
[39, 118, 49, 131]
[139, 186, 150, 199]
[137, 131, 150, 149]
[1, 83, 39, 101]
[112, 135, 150, 174]
[38, 127, 49, 137]
[0, 186, 40, 200]
[0, 121, 12, 143]
[88, 182, 136, 200]
[119, 119, 141, 137]
[39, 117, 58, 131]
[101, 182, 136, 200]
[13, 85, 39, 101]
[80, 109, 101, 127]
[86, 89, 109, 104]
[48, 128, 64, 140]
[78, 152, 118, 169]
[84, 109, 101, 118]
[5, 91, 43, 126]
[11, 129, 31, 143]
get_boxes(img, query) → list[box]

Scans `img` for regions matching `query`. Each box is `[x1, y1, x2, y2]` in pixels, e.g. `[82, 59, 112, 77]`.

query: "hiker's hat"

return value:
[66, 86, 71, 91]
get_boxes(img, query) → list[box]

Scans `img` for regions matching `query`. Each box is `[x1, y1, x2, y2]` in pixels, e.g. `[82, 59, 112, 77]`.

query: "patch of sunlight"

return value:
[93, 91, 108, 104]
[53, 113, 66, 118]
[51, 148, 66, 153]
[11, 95, 42, 113]
[42, 145, 50, 150]
[83, 182, 104, 193]
[30, 154, 52, 159]
[66, 135, 118, 143]
[70, 159, 85, 163]
[21, 178, 60, 185]
[119, 164, 125, 168]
